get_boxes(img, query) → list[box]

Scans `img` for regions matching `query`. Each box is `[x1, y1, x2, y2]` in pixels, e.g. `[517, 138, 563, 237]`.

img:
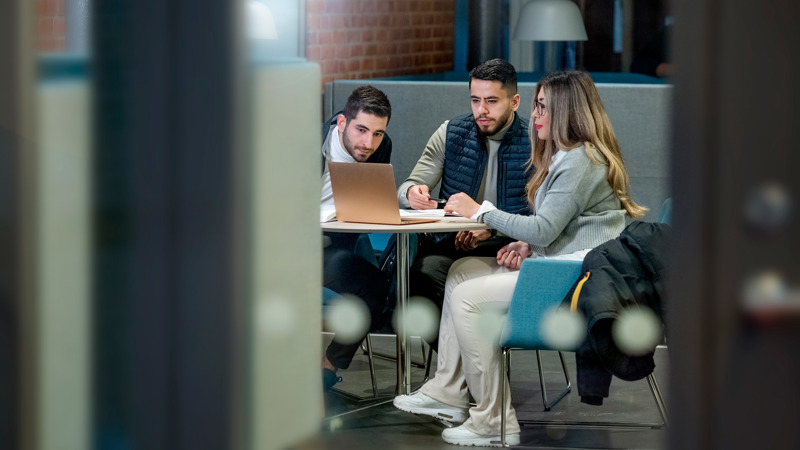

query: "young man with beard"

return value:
[397, 59, 531, 350]
[321, 85, 393, 391]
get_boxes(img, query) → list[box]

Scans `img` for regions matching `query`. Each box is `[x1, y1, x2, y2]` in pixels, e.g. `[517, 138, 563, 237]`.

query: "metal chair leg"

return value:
[647, 373, 669, 429]
[501, 348, 511, 447]
[557, 351, 572, 388]
[364, 334, 433, 396]
[506, 349, 512, 379]
[513, 349, 666, 430]
[362, 334, 428, 368]
[365, 334, 378, 398]
[536, 350, 571, 411]
[422, 340, 434, 383]
[337, 334, 438, 401]
[330, 334, 382, 401]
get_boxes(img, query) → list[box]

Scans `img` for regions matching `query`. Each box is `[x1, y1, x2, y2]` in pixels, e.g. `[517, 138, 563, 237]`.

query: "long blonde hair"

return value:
[526, 71, 646, 218]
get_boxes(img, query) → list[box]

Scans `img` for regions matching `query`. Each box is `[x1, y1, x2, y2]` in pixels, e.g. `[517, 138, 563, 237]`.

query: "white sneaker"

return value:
[393, 392, 469, 425]
[441, 424, 520, 447]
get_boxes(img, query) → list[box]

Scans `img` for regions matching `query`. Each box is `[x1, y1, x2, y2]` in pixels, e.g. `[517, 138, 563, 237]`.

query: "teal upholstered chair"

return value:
[499, 259, 583, 415]
[498, 200, 673, 446]
[498, 259, 669, 445]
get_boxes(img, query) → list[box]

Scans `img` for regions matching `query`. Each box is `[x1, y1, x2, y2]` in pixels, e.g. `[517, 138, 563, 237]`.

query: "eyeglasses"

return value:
[534, 101, 547, 115]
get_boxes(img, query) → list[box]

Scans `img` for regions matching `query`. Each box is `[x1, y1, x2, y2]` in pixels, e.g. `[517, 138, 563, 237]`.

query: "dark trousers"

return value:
[409, 232, 513, 351]
[323, 247, 390, 370]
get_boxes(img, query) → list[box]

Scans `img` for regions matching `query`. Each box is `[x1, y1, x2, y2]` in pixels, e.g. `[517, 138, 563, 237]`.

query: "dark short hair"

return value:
[342, 85, 392, 124]
[469, 58, 518, 95]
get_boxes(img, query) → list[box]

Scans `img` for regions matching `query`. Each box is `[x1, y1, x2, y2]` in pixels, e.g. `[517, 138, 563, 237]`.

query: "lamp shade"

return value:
[513, 0, 588, 41]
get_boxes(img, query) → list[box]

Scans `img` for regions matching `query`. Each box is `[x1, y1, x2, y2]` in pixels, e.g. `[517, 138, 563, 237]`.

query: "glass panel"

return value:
[35, 0, 93, 448]
[248, 0, 305, 61]
[38, 0, 90, 54]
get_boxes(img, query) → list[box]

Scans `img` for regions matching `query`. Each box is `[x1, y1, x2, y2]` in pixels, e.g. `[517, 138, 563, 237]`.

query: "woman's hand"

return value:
[496, 241, 532, 270]
[444, 193, 480, 218]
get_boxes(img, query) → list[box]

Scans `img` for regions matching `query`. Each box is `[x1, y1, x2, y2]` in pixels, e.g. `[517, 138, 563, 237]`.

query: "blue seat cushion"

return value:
[500, 259, 583, 349]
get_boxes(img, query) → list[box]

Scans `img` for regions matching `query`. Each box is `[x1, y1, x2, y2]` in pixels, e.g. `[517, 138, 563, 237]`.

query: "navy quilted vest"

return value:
[440, 113, 531, 214]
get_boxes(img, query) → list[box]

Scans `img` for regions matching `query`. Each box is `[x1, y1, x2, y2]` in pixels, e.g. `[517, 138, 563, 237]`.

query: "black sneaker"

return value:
[322, 368, 342, 392]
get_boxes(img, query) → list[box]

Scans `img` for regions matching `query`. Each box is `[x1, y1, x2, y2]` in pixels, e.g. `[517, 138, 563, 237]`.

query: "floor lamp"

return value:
[513, 0, 588, 73]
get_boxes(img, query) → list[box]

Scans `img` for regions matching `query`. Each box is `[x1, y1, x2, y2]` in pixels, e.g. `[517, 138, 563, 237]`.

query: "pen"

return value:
[430, 198, 447, 209]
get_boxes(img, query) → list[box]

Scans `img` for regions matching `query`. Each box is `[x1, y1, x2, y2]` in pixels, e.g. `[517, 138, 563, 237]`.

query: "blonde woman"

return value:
[393, 71, 646, 447]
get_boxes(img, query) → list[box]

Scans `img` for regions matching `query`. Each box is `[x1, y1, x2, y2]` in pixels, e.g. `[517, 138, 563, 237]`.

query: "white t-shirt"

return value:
[321, 125, 357, 206]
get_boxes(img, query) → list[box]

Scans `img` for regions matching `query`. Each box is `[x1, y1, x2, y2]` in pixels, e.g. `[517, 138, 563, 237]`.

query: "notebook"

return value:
[328, 162, 439, 225]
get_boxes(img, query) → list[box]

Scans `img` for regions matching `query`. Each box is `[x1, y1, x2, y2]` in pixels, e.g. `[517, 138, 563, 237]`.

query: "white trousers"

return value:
[419, 250, 589, 436]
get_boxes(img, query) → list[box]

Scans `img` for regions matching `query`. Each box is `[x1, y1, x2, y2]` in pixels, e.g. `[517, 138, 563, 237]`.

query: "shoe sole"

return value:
[393, 401, 467, 427]
[441, 434, 520, 447]
[434, 417, 459, 428]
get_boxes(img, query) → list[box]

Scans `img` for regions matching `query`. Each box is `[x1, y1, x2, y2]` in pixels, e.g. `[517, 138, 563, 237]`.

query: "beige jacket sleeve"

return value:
[397, 121, 449, 208]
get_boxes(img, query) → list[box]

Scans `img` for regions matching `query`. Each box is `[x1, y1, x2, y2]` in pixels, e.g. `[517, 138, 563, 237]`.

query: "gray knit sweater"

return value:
[481, 145, 625, 256]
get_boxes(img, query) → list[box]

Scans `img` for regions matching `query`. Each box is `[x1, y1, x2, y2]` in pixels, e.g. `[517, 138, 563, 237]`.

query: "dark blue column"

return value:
[92, 0, 241, 449]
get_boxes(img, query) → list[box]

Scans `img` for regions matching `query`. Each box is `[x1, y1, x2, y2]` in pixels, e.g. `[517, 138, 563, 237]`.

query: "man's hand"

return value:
[407, 185, 438, 210]
[496, 241, 532, 270]
[444, 192, 480, 218]
[454, 229, 493, 251]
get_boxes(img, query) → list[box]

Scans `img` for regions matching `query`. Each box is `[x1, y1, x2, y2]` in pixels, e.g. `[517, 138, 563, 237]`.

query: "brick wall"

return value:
[35, 1, 456, 78]
[38, 0, 67, 52]
[307, 0, 455, 85]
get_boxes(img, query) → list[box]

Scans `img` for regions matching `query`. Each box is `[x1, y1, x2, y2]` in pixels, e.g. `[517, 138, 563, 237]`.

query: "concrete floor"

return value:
[303, 334, 668, 449]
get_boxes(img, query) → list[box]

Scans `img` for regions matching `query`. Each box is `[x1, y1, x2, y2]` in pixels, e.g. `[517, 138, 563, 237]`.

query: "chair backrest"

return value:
[500, 258, 584, 349]
[657, 198, 672, 225]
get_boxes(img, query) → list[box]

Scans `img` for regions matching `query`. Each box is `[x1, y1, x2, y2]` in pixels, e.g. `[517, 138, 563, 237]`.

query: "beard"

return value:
[476, 107, 514, 136]
[342, 130, 374, 162]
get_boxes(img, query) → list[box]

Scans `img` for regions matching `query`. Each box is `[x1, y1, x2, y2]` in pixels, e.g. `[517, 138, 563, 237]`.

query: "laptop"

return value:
[328, 162, 439, 225]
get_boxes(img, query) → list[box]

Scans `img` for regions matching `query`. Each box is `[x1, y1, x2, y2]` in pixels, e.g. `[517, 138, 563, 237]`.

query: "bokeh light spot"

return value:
[612, 307, 662, 356]
[327, 295, 370, 344]
[545, 422, 568, 440]
[473, 307, 505, 342]
[742, 270, 788, 307]
[743, 182, 792, 236]
[327, 417, 343, 432]
[541, 307, 586, 350]
[258, 296, 297, 339]
[394, 296, 440, 342]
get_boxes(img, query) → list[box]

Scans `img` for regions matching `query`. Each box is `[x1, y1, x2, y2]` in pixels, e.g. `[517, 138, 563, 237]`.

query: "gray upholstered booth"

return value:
[324, 80, 672, 222]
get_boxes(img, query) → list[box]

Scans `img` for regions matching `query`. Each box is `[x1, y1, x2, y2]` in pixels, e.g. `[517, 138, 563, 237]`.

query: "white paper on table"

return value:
[320, 205, 337, 222]
[399, 208, 445, 218]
